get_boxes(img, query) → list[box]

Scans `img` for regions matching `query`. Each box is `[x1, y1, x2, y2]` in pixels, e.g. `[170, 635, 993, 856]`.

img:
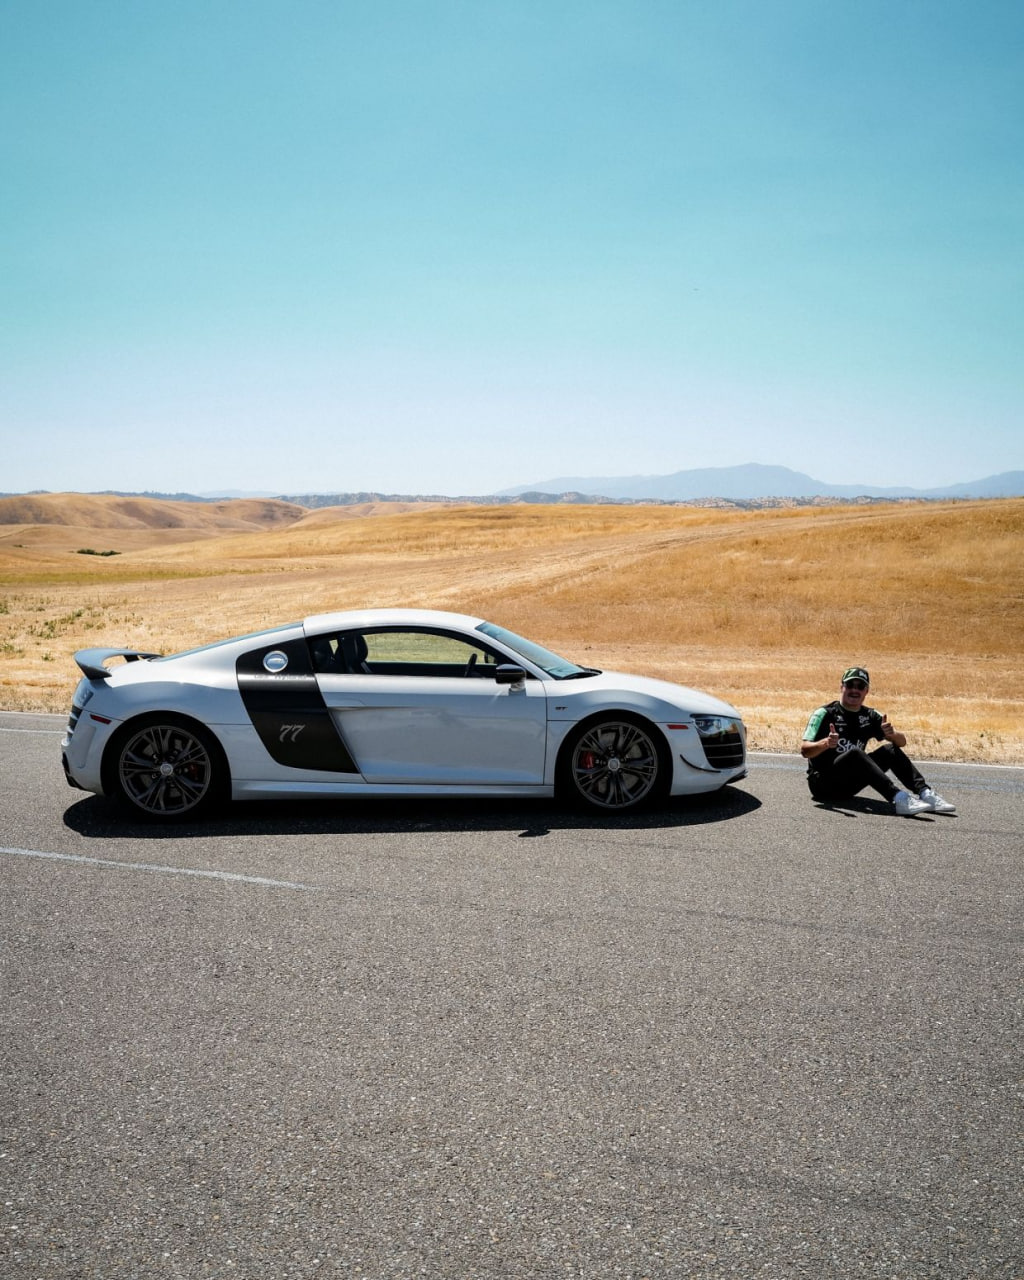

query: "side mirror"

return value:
[495, 664, 526, 688]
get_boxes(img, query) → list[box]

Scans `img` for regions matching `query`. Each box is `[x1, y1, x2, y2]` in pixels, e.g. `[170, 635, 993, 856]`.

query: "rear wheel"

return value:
[559, 715, 668, 812]
[107, 715, 226, 820]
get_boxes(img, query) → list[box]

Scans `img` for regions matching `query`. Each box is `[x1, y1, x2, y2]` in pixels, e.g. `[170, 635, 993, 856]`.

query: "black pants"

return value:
[808, 743, 928, 804]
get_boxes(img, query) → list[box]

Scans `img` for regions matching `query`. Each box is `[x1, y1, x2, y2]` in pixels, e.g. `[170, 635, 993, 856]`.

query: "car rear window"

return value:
[155, 623, 302, 662]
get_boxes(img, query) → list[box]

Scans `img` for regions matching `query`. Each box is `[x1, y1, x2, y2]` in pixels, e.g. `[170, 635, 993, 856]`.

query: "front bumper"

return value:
[665, 718, 747, 793]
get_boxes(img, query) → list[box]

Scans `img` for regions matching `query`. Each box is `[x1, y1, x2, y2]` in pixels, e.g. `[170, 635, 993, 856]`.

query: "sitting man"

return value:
[801, 667, 955, 817]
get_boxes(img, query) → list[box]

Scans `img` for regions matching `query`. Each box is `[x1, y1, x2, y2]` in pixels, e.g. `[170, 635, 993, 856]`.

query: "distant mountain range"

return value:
[189, 465, 1024, 503]
[6, 466, 1023, 507]
[498, 464, 1024, 502]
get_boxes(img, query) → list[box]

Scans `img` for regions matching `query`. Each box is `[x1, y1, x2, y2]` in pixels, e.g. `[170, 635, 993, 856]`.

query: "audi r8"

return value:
[62, 609, 747, 820]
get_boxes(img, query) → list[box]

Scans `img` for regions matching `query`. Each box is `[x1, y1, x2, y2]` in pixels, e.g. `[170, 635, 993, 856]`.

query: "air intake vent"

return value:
[700, 727, 745, 770]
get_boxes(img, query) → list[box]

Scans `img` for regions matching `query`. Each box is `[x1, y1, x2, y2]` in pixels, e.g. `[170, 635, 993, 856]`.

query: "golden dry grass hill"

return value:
[2, 493, 1022, 763]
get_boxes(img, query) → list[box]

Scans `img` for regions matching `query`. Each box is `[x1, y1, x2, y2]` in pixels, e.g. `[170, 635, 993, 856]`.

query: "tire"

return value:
[105, 714, 226, 821]
[558, 714, 668, 812]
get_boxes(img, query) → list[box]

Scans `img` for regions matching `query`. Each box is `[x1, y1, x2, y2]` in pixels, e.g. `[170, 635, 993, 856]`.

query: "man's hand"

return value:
[801, 720, 841, 759]
[880, 714, 907, 748]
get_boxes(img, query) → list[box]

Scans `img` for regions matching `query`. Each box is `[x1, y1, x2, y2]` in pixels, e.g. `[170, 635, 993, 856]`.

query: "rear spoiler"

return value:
[74, 648, 162, 680]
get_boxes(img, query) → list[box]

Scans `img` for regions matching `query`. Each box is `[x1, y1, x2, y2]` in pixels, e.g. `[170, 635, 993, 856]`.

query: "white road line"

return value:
[748, 751, 1024, 774]
[0, 846, 316, 891]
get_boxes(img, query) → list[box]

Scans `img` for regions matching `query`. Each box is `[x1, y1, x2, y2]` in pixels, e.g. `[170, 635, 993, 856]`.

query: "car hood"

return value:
[553, 670, 742, 720]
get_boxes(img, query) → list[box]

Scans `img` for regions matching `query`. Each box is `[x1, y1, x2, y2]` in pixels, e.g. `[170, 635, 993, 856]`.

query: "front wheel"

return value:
[107, 715, 226, 820]
[558, 716, 668, 812]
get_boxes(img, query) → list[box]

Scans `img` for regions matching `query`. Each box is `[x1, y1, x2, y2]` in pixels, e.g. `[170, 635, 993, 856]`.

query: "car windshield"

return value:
[476, 622, 599, 680]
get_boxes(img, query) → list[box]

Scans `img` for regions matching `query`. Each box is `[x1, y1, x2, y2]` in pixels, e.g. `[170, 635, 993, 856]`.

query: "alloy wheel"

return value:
[568, 719, 661, 810]
[117, 721, 215, 816]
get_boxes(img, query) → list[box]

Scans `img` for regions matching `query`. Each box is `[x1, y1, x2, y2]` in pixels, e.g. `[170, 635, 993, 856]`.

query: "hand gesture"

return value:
[826, 721, 839, 749]
[881, 714, 895, 740]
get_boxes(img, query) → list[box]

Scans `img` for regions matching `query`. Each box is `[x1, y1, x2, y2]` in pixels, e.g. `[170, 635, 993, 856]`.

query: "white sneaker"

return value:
[893, 790, 931, 817]
[919, 787, 956, 814]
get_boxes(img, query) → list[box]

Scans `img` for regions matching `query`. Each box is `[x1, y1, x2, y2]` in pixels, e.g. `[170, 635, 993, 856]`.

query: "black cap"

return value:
[842, 667, 870, 686]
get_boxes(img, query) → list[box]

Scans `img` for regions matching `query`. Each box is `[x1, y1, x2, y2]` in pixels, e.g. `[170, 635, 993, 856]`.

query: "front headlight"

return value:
[691, 715, 730, 737]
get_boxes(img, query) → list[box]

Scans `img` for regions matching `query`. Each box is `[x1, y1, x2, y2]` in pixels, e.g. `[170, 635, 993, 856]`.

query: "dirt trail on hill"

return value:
[344, 507, 886, 603]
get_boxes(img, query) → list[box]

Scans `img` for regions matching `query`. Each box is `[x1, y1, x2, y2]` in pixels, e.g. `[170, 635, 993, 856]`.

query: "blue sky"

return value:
[2, 0, 1021, 496]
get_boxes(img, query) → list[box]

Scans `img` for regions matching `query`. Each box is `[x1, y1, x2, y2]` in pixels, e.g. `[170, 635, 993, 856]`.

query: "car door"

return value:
[312, 627, 548, 784]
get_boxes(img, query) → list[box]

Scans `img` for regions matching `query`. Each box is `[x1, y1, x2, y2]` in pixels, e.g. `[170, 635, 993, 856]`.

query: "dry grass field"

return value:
[2, 494, 1022, 764]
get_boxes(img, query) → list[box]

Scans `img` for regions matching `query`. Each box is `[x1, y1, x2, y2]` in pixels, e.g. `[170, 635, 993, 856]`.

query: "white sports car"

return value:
[62, 608, 747, 820]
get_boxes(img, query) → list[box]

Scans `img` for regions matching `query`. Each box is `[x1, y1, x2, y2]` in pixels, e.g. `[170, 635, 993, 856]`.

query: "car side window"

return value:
[309, 635, 343, 672]
[310, 629, 504, 677]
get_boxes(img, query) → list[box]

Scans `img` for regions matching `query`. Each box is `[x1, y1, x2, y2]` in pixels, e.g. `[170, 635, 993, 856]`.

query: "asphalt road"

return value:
[2, 711, 1022, 1279]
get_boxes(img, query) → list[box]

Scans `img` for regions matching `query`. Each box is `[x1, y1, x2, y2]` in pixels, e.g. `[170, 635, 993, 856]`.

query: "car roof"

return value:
[303, 607, 487, 634]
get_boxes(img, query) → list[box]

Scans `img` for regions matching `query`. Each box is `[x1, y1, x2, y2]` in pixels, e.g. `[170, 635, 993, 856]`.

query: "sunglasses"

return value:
[843, 681, 868, 693]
